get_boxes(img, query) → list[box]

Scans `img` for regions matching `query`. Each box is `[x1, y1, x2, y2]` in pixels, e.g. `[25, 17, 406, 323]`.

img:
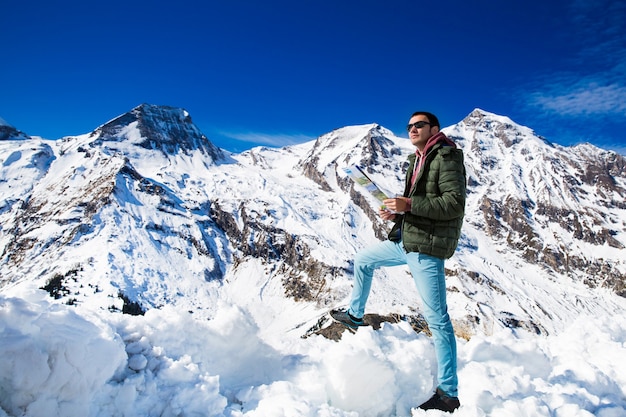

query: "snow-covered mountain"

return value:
[1, 104, 625, 338]
[2, 104, 626, 416]
[0, 117, 30, 141]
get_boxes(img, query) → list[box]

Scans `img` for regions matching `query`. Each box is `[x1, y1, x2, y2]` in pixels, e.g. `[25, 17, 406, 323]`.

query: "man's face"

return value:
[407, 115, 438, 150]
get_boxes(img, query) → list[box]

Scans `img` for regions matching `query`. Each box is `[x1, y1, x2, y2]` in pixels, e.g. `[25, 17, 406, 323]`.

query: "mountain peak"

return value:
[89, 104, 224, 161]
[305, 123, 400, 167]
[297, 123, 407, 194]
[448, 108, 552, 151]
[0, 118, 31, 141]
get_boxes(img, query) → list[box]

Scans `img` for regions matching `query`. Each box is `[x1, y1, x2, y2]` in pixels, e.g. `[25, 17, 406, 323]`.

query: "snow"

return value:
[2, 286, 625, 417]
[2, 109, 626, 416]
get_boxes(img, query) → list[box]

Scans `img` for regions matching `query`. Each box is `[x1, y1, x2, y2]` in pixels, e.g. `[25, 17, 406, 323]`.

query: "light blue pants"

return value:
[348, 239, 458, 397]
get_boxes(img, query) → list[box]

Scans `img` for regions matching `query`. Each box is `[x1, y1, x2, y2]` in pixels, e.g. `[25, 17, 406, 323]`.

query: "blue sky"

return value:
[2, 0, 625, 154]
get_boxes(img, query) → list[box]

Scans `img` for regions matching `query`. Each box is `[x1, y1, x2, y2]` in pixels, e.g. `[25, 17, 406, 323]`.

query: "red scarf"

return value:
[411, 132, 457, 187]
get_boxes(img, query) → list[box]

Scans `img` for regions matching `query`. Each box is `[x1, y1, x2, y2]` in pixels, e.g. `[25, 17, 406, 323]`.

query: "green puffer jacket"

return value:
[388, 141, 466, 259]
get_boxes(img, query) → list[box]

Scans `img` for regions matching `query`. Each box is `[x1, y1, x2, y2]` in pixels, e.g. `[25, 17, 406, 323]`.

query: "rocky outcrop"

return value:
[90, 103, 225, 161]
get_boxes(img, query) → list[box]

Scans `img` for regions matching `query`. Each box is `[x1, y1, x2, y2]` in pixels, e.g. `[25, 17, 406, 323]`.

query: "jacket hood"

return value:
[420, 132, 457, 156]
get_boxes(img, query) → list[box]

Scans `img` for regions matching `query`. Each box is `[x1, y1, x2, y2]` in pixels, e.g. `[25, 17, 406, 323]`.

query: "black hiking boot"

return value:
[415, 388, 460, 413]
[330, 309, 366, 329]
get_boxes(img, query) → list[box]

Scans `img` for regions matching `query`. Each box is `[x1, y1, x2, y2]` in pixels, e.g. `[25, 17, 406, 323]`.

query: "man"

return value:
[331, 111, 466, 413]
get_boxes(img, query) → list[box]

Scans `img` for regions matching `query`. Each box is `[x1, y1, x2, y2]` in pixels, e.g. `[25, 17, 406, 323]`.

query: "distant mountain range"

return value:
[1, 104, 625, 339]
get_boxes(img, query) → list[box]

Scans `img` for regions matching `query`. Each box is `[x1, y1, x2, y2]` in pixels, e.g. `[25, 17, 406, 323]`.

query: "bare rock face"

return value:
[90, 103, 225, 162]
[0, 123, 31, 141]
[302, 312, 430, 342]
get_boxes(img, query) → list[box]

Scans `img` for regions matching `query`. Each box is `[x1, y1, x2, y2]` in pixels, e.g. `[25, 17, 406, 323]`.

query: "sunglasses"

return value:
[406, 121, 431, 131]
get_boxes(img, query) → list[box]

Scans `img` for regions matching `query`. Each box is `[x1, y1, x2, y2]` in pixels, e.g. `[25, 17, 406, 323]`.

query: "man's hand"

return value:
[379, 207, 396, 220]
[382, 197, 411, 213]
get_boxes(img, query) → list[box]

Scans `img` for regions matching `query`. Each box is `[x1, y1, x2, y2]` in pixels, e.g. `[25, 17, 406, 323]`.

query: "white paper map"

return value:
[343, 164, 389, 203]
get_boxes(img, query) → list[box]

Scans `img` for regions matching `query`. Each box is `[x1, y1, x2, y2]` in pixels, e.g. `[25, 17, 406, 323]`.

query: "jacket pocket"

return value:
[388, 222, 402, 242]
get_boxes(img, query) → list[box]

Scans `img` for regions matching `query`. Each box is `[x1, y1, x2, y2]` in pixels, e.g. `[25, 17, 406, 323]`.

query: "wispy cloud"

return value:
[522, 1, 626, 120]
[513, 1, 626, 154]
[528, 81, 626, 118]
[219, 131, 315, 148]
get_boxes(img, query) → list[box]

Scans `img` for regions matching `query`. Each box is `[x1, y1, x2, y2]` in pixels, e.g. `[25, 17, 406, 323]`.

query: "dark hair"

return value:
[410, 111, 440, 128]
